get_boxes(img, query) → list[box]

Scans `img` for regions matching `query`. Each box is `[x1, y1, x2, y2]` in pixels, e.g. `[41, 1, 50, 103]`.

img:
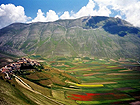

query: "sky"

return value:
[0, 0, 140, 29]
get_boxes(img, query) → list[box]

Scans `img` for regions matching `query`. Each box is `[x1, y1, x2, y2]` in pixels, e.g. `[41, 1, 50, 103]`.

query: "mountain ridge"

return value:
[0, 16, 140, 60]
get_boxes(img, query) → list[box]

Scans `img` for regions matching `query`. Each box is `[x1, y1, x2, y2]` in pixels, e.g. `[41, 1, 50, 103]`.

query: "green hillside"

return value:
[0, 16, 140, 59]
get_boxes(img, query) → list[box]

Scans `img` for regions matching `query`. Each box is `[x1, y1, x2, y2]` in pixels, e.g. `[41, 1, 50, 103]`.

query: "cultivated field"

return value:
[11, 55, 140, 105]
[43, 57, 140, 105]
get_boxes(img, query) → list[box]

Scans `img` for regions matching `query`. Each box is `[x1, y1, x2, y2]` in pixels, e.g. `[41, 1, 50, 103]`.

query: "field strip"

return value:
[107, 73, 140, 75]
[62, 87, 81, 90]
[79, 82, 117, 85]
[65, 80, 104, 87]
[83, 73, 103, 76]
[14, 75, 64, 105]
[76, 98, 135, 104]
[68, 67, 101, 71]
[75, 84, 104, 87]
[119, 70, 133, 72]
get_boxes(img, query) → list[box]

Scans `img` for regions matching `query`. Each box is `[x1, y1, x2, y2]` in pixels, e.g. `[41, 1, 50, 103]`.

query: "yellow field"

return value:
[75, 84, 104, 87]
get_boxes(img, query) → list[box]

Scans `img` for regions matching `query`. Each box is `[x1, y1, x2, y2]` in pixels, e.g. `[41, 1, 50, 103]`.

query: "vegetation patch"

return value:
[75, 84, 104, 87]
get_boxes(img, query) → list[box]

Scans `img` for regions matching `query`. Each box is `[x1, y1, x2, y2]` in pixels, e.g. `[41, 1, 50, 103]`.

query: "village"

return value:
[0, 58, 41, 79]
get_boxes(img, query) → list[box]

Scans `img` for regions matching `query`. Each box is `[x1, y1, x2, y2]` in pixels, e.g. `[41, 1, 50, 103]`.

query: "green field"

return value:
[39, 57, 140, 105]
[1, 55, 140, 105]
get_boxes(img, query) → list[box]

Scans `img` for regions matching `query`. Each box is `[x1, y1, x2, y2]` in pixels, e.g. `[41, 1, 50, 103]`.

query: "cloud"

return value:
[60, 11, 71, 19]
[32, 9, 46, 22]
[94, 4, 111, 16]
[93, 0, 140, 27]
[32, 9, 59, 22]
[46, 10, 59, 22]
[60, 0, 111, 20]
[73, 0, 96, 18]
[59, 0, 140, 27]
[0, 4, 31, 29]
[71, 0, 111, 18]
[120, 1, 140, 27]
[1, 0, 140, 28]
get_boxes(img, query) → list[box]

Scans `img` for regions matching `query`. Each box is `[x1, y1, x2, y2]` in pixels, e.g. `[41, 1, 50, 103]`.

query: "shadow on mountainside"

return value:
[85, 16, 140, 37]
[103, 24, 139, 37]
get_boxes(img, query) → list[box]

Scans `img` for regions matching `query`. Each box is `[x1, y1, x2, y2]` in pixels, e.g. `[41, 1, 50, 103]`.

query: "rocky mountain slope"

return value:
[0, 16, 140, 60]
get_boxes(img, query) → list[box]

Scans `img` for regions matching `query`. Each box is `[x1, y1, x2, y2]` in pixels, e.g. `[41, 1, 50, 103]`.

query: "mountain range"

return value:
[0, 16, 140, 60]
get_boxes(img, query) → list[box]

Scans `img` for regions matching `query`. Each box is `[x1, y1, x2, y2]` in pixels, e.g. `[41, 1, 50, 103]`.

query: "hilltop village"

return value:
[0, 58, 41, 79]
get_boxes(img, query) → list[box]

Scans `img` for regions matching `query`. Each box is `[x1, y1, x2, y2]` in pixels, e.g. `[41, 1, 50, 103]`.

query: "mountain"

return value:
[0, 16, 140, 60]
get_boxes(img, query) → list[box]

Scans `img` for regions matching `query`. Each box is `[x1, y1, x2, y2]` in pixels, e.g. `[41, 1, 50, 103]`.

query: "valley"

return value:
[38, 56, 140, 104]
[1, 55, 140, 105]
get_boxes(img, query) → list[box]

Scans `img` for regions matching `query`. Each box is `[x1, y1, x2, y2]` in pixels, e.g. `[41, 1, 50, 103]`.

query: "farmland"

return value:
[1, 55, 140, 105]
[38, 56, 140, 105]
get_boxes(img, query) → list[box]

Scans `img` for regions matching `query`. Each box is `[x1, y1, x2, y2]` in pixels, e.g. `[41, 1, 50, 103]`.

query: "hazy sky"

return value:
[0, 0, 140, 29]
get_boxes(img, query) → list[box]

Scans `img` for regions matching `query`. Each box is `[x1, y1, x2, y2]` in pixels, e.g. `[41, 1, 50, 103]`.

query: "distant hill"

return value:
[0, 16, 140, 60]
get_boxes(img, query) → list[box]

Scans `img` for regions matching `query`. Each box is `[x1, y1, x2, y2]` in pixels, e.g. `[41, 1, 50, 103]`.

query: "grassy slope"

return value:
[0, 79, 37, 105]
[0, 16, 140, 60]
[20, 77, 78, 105]
[0, 57, 79, 105]
[0, 74, 77, 105]
[0, 51, 18, 68]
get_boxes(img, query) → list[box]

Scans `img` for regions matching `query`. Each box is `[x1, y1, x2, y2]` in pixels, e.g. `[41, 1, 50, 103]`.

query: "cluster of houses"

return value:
[0, 58, 41, 79]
